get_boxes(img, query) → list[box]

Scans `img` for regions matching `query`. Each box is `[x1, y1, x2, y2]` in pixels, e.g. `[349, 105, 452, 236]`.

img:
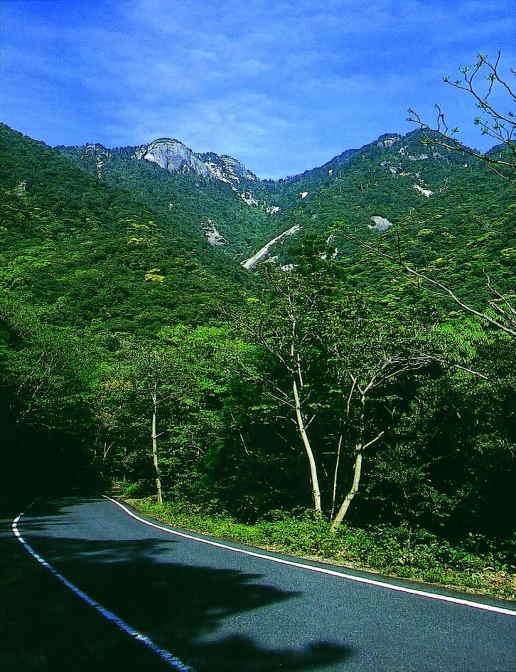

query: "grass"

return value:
[126, 497, 516, 603]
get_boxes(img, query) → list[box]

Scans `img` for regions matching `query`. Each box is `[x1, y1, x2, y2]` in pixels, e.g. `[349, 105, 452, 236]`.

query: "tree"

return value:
[407, 51, 515, 179]
[324, 301, 433, 528]
[233, 263, 433, 526]
[0, 300, 99, 428]
[97, 326, 239, 502]
[232, 266, 335, 514]
[100, 339, 183, 503]
[0, 299, 99, 494]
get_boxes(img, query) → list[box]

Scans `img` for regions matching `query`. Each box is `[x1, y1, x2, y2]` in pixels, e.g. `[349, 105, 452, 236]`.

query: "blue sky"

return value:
[1, 0, 514, 178]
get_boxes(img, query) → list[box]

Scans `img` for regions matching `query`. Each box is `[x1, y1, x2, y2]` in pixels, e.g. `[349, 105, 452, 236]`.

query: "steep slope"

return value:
[240, 130, 514, 279]
[57, 139, 281, 259]
[0, 123, 250, 333]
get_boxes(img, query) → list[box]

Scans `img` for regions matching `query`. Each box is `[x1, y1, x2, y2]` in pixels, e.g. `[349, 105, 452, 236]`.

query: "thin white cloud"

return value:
[1, 0, 514, 177]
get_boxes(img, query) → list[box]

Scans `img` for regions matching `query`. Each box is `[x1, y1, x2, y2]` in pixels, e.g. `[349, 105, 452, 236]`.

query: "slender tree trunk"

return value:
[292, 376, 322, 513]
[288, 313, 322, 513]
[331, 449, 362, 529]
[151, 385, 163, 504]
[331, 391, 366, 530]
[330, 435, 342, 521]
[102, 441, 112, 462]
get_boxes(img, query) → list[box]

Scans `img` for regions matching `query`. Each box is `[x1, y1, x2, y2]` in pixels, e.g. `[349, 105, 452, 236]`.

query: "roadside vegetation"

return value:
[126, 497, 515, 601]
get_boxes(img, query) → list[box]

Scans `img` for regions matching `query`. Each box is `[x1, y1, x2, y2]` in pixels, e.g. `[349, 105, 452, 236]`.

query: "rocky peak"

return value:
[84, 143, 108, 152]
[376, 133, 402, 148]
[220, 154, 258, 182]
[134, 138, 211, 177]
[134, 138, 258, 184]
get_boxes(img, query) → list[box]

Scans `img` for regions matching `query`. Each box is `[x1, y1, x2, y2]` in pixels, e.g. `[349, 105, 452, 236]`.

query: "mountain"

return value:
[54, 129, 514, 295]
[237, 130, 514, 279]
[2, 122, 514, 324]
[0, 123, 251, 334]
[55, 131, 496, 264]
[57, 139, 279, 259]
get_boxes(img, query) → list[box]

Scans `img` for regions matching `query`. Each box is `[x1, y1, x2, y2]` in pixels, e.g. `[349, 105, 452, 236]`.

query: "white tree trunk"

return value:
[330, 435, 342, 521]
[292, 377, 322, 513]
[151, 387, 163, 505]
[331, 449, 362, 529]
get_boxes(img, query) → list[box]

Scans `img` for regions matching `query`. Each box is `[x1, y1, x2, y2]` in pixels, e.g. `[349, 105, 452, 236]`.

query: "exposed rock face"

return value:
[14, 180, 27, 196]
[369, 215, 393, 231]
[85, 143, 110, 180]
[135, 138, 211, 177]
[134, 138, 258, 185]
[413, 184, 433, 197]
[376, 134, 401, 148]
[199, 152, 258, 183]
[239, 190, 259, 206]
[85, 143, 109, 155]
[241, 224, 301, 270]
[201, 219, 227, 246]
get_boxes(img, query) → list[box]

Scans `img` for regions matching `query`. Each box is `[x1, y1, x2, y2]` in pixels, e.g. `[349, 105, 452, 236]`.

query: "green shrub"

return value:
[124, 497, 514, 600]
[123, 480, 153, 498]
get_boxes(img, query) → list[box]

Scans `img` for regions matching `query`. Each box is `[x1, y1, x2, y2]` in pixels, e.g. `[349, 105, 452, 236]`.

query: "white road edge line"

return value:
[11, 509, 194, 672]
[104, 496, 516, 618]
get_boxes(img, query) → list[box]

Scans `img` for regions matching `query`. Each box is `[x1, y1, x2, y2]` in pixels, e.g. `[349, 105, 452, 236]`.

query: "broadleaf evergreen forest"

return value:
[1, 69, 514, 598]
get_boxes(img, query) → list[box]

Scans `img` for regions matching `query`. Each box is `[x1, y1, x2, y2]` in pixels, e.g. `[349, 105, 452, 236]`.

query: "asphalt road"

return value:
[13, 496, 516, 672]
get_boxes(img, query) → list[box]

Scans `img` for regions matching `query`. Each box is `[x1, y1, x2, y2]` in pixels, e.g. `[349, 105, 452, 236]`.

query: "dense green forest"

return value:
[1, 118, 514, 595]
[57, 140, 281, 259]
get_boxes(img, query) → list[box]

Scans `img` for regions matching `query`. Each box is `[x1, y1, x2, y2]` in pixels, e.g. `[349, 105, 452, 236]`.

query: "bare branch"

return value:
[407, 52, 516, 179]
[362, 430, 385, 451]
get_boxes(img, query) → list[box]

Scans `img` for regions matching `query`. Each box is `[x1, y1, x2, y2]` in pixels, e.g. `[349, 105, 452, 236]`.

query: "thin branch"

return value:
[362, 430, 385, 451]
[346, 375, 357, 416]
[305, 413, 317, 430]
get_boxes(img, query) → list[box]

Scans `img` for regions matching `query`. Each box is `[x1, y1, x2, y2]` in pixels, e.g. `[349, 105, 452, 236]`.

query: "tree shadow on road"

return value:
[2, 498, 354, 671]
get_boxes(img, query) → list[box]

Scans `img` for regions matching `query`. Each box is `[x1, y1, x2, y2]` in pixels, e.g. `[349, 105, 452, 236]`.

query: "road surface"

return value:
[12, 496, 516, 671]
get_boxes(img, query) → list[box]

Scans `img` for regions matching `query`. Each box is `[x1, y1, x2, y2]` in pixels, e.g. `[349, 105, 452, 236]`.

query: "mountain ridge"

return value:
[57, 127, 498, 184]
[53, 126, 513, 268]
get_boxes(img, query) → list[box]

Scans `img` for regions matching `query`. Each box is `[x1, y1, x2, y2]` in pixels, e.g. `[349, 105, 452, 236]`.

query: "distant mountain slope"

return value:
[57, 139, 282, 259]
[240, 130, 514, 276]
[55, 128, 514, 287]
[0, 123, 250, 333]
[10, 119, 509, 312]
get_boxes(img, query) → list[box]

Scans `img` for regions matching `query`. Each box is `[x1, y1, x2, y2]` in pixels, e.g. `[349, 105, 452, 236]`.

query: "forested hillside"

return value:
[58, 126, 513, 281]
[0, 124, 252, 329]
[1, 121, 514, 597]
[242, 130, 515, 274]
[0, 122, 249, 501]
[57, 139, 281, 259]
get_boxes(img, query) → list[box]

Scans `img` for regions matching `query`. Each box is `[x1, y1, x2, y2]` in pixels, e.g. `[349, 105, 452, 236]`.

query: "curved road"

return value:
[13, 496, 516, 671]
